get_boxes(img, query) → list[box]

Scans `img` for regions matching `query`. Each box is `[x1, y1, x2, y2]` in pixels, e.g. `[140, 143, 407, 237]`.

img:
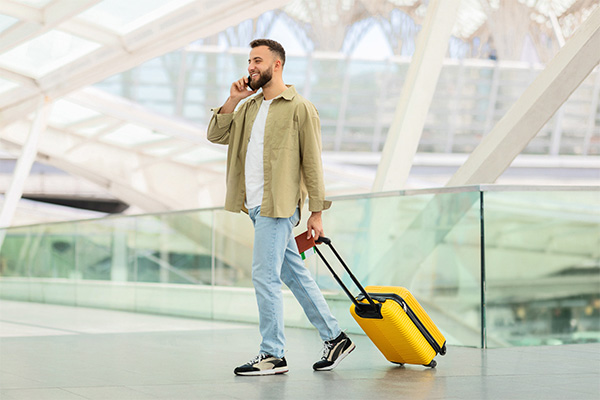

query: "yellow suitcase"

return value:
[351, 285, 446, 367]
[314, 238, 446, 368]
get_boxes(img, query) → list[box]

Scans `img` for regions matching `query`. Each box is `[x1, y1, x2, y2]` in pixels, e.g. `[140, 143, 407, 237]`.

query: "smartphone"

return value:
[247, 75, 254, 90]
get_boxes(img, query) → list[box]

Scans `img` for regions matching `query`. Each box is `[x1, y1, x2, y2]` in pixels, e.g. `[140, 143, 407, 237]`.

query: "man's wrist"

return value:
[219, 97, 241, 114]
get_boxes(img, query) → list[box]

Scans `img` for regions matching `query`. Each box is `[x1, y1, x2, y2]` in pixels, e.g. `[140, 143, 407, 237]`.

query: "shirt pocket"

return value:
[269, 118, 299, 150]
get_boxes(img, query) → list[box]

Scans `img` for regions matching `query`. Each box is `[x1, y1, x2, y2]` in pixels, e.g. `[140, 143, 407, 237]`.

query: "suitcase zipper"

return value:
[358, 293, 443, 355]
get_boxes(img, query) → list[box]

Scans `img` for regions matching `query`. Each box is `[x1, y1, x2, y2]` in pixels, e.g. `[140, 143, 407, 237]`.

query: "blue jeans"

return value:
[248, 206, 341, 358]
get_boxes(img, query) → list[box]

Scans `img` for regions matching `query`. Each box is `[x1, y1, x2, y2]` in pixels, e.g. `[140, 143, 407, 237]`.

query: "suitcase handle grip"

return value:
[315, 237, 381, 315]
[315, 236, 331, 245]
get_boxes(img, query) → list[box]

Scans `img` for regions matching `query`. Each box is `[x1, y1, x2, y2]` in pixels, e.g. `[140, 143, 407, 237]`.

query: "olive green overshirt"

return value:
[207, 85, 331, 219]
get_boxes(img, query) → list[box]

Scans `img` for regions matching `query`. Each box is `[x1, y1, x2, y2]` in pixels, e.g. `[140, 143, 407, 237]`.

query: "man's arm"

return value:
[207, 77, 257, 144]
[298, 103, 331, 240]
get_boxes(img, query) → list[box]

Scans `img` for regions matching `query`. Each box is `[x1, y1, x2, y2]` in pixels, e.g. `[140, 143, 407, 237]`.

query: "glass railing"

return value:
[482, 188, 600, 347]
[0, 185, 598, 348]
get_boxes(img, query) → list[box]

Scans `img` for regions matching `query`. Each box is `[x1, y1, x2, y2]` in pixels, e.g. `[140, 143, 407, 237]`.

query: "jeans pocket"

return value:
[249, 206, 261, 223]
[289, 208, 300, 226]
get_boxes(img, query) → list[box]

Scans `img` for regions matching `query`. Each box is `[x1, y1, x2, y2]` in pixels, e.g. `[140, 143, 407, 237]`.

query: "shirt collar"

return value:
[253, 85, 297, 104]
[280, 85, 297, 101]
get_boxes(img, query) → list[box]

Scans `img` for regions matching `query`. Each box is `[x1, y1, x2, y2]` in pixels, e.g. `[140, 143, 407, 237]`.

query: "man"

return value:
[207, 39, 354, 376]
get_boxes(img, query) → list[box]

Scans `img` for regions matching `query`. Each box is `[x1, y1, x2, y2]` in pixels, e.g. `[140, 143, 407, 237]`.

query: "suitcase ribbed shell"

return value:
[350, 286, 445, 366]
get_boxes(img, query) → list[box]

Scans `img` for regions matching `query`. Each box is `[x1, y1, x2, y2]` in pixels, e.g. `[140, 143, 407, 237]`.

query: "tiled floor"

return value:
[0, 300, 599, 400]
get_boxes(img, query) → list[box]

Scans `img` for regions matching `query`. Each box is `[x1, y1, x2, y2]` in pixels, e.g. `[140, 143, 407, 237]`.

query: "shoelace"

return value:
[249, 353, 270, 364]
[320, 341, 334, 360]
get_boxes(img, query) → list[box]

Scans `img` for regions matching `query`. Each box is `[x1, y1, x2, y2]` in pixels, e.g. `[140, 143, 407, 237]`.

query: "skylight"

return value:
[0, 30, 101, 78]
[12, 0, 53, 7]
[0, 15, 18, 34]
[0, 77, 19, 95]
[77, 0, 196, 35]
[48, 100, 102, 127]
[101, 124, 170, 147]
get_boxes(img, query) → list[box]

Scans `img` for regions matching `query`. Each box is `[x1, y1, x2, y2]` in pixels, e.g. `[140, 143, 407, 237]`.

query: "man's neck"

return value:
[262, 79, 288, 100]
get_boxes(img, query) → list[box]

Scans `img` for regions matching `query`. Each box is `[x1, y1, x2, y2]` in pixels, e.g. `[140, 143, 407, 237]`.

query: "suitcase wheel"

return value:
[425, 360, 437, 368]
[391, 362, 404, 367]
[440, 344, 447, 356]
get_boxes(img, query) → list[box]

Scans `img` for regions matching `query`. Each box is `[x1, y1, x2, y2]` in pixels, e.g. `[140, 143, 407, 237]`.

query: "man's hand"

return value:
[307, 211, 324, 241]
[219, 76, 257, 114]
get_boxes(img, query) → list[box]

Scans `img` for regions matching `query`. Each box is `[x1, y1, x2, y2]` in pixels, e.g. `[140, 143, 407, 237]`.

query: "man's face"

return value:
[248, 46, 276, 89]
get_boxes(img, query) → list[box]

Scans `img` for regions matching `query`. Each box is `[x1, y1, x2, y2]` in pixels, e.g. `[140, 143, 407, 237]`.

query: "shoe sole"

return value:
[314, 342, 356, 371]
[234, 367, 289, 376]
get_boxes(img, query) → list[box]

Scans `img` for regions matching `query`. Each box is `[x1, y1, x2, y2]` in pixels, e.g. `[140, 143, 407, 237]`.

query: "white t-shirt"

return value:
[245, 98, 273, 209]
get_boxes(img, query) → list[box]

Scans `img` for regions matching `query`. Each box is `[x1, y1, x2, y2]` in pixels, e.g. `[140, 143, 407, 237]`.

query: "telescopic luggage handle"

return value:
[315, 237, 382, 319]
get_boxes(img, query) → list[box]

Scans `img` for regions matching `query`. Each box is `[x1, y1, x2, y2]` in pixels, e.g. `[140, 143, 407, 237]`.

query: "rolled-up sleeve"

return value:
[207, 107, 235, 145]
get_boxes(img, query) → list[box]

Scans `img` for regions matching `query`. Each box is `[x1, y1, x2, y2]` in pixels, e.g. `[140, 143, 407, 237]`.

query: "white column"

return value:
[0, 96, 53, 228]
[447, 6, 600, 186]
[372, 0, 461, 192]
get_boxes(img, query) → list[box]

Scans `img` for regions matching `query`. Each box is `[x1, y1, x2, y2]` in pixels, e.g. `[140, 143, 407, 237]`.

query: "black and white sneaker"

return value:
[234, 354, 289, 376]
[313, 332, 355, 371]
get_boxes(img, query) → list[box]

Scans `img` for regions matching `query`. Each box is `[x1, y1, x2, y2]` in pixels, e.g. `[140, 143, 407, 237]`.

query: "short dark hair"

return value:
[250, 39, 286, 67]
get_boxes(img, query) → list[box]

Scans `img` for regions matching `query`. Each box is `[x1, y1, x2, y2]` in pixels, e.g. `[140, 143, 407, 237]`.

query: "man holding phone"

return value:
[207, 39, 354, 376]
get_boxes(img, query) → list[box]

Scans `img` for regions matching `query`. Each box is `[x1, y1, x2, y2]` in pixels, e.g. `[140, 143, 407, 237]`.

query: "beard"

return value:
[250, 65, 273, 90]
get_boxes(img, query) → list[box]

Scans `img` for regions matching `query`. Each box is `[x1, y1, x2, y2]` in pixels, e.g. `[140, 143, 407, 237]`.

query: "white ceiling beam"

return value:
[0, 21, 40, 53]
[0, 0, 102, 53]
[446, 6, 600, 186]
[0, 66, 38, 87]
[0, 85, 38, 109]
[1, 132, 185, 213]
[133, 153, 223, 175]
[0, 97, 52, 229]
[36, 152, 176, 212]
[0, 1, 42, 22]
[44, 0, 102, 23]
[120, 0, 289, 52]
[67, 88, 209, 143]
[0, 67, 38, 109]
[0, 0, 290, 127]
[46, 123, 222, 178]
[372, 0, 461, 192]
[59, 18, 122, 48]
[63, 114, 115, 130]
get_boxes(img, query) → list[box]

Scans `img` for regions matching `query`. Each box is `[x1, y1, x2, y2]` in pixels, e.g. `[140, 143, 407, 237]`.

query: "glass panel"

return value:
[34, 222, 77, 280]
[132, 210, 213, 319]
[75, 119, 120, 137]
[213, 210, 253, 287]
[76, 218, 134, 282]
[134, 211, 212, 285]
[484, 190, 600, 347]
[172, 147, 226, 165]
[142, 143, 183, 157]
[0, 77, 18, 94]
[0, 15, 18, 34]
[0, 30, 101, 78]
[12, 0, 52, 7]
[48, 100, 102, 127]
[77, 0, 195, 35]
[0, 226, 33, 277]
[73, 217, 136, 310]
[100, 124, 169, 147]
